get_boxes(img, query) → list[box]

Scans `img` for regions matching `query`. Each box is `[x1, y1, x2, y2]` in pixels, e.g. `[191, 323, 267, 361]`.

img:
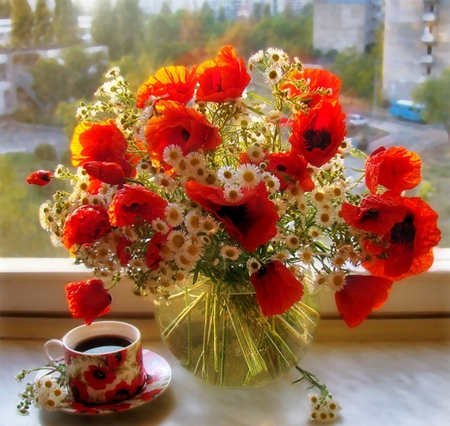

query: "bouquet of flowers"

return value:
[21, 45, 441, 421]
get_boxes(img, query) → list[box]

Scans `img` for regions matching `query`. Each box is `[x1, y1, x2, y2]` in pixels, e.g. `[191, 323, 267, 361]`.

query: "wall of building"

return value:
[382, 0, 450, 101]
[313, 2, 368, 54]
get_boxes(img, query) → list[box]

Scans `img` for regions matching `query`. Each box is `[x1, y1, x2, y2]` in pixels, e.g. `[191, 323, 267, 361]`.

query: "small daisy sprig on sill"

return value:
[15, 361, 69, 416]
[294, 366, 341, 423]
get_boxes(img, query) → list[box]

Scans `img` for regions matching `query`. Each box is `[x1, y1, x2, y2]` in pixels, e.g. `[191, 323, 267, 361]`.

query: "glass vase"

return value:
[153, 275, 320, 388]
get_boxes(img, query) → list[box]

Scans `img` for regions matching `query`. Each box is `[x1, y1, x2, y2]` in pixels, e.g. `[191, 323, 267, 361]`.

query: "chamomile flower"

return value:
[182, 240, 204, 261]
[308, 226, 322, 240]
[285, 234, 301, 249]
[328, 271, 346, 292]
[185, 151, 206, 170]
[266, 47, 289, 67]
[152, 218, 170, 234]
[166, 230, 188, 251]
[174, 252, 196, 271]
[248, 49, 264, 70]
[264, 64, 283, 85]
[201, 216, 219, 234]
[246, 144, 265, 164]
[165, 203, 184, 227]
[217, 166, 236, 184]
[285, 183, 304, 200]
[247, 257, 261, 274]
[221, 245, 241, 261]
[271, 250, 290, 262]
[223, 184, 244, 203]
[154, 173, 176, 192]
[39, 203, 55, 231]
[163, 144, 184, 166]
[262, 172, 280, 193]
[236, 163, 261, 188]
[299, 246, 315, 265]
[316, 208, 335, 227]
[185, 210, 203, 234]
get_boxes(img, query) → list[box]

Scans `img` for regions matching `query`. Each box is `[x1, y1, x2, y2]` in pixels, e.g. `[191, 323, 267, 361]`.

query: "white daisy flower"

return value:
[201, 216, 220, 234]
[247, 257, 261, 274]
[185, 210, 203, 234]
[174, 252, 196, 271]
[246, 144, 265, 164]
[163, 144, 184, 166]
[236, 163, 261, 188]
[308, 226, 322, 240]
[217, 166, 236, 184]
[152, 218, 170, 234]
[165, 203, 184, 227]
[266, 47, 289, 67]
[182, 240, 204, 261]
[264, 64, 283, 85]
[248, 50, 264, 70]
[285, 234, 300, 249]
[166, 230, 188, 251]
[262, 172, 280, 193]
[271, 250, 290, 262]
[185, 151, 206, 170]
[154, 173, 176, 192]
[223, 184, 244, 203]
[220, 245, 241, 261]
[316, 208, 335, 227]
[299, 246, 315, 265]
[328, 271, 346, 292]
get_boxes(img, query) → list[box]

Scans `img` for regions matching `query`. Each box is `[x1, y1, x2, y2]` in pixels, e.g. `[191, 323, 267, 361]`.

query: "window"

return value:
[0, 1, 448, 321]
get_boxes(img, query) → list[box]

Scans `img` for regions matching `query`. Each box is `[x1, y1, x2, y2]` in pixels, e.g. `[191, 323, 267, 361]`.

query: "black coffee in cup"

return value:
[74, 334, 133, 354]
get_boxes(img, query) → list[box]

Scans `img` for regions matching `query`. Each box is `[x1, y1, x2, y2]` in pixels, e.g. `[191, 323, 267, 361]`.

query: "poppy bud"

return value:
[26, 170, 53, 186]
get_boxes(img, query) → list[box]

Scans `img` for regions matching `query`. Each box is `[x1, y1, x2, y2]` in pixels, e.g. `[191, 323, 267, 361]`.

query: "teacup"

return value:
[44, 321, 147, 404]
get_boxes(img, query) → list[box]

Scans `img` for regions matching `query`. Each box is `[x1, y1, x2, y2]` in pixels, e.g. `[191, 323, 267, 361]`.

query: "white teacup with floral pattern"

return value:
[44, 321, 147, 405]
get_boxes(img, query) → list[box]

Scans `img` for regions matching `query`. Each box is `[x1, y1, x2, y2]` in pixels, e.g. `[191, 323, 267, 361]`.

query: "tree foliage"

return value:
[412, 67, 450, 140]
[33, 0, 53, 47]
[53, 0, 80, 45]
[11, 0, 33, 48]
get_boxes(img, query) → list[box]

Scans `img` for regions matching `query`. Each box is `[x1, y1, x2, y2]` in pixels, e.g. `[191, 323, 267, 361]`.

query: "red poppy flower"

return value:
[68, 377, 90, 403]
[265, 151, 314, 192]
[145, 232, 167, 269]
[83, 161, 126, 185]
[108, 185, 167, 227]
[145, 101, 222, 162]
[83, 365, 117, 390]
[341, 195, 407, 235]
[195, 45, 251, 102]
[250, 261, 304, 316]
[361, 196, 441, 281]
[365, 146, 422, 195]
[335, 275, 393, 328]
[116, 236, 133, 266]
[136, 65, 197, 107]
[62, 205, 111, 250]
[65, 279, 111, 325]
[71, 120, 133, 177]
[185, 181, 278, 252]
[26, 170, 53, 186]
[105, 349, 127, 369]
[280, 68, 342, 107]
[289, 100, 347, 167]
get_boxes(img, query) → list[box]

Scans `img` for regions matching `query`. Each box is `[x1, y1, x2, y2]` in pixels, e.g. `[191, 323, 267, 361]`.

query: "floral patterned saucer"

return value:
[36, 349, 171, 415]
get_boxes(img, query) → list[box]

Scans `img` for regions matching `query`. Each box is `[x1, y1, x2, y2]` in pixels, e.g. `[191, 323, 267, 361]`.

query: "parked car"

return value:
[347, 114, 368, 128]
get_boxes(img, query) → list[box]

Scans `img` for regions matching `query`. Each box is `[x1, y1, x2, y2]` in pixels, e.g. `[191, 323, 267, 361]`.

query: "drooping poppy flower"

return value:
[145, 101, 222, 163]
[62, 205, 111, 250]
[26, 170, 53, 186]
[83, 161, 126, 185]
[108, 185, 167, 227]
[280, 68, 342, 107]
[335, 275, 393, 328]
[195, 45, 251, 102]
[362, 196, 441, 281]
[250, 261, 304, 316]
[65, 279, 111, 325]
[71, 120, 134, 177]
[145, 232, 167, 270]
[265, 151, 314, 192]
[185, 181, 278, 252]
[365, 146, 422, 195]
[289, 100, 347, 167]
[136, 65, 197, 107]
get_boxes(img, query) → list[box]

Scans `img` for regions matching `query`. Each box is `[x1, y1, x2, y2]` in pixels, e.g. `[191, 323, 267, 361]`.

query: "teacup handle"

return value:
[43, 339, 65, 363]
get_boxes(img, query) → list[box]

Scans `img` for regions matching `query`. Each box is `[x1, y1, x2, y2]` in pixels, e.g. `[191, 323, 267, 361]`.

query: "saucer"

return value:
[35, 349, 171, 415]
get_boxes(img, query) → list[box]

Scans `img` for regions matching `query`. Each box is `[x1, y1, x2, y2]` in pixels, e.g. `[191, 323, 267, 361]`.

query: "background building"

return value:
[382, 0, 450, 101]
[313, 0, 384, 54]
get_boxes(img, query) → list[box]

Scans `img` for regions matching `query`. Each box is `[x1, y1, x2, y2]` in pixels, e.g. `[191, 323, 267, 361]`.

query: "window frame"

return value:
[1, 248, 449, 318]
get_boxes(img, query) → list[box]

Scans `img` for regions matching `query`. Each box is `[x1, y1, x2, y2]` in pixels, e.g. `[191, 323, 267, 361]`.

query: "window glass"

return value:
[0, 0, 448, 257]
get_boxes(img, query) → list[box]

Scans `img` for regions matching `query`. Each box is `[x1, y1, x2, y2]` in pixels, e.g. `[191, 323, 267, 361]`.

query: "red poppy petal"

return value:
[335, 275, 393, 328]
[83, 161, 125, 185]
[65, 279, 112, 325]
[250, 261, 304, 316]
